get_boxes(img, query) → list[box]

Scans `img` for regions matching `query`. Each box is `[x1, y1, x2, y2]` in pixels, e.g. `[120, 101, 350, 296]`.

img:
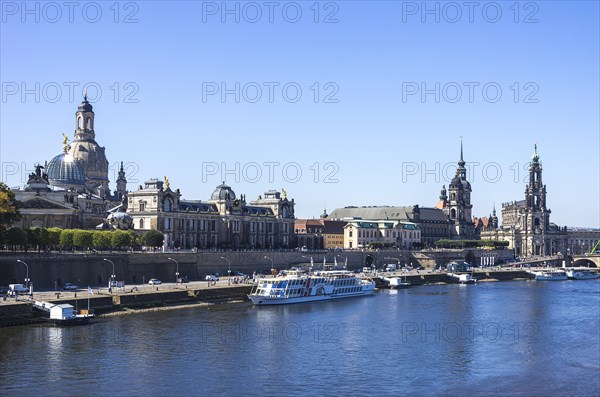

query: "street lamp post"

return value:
[16, 260, 30, 291]
[301, 255, 314, 271]
[168, 257, 179, 283]
[220, 256, 231, 285]
[103, 258, 115, 291]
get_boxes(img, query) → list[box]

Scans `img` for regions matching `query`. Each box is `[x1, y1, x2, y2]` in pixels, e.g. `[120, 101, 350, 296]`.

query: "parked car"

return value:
[148, 279, 162, 285]
[63, 283, 78, 291]
[205, 275, 219, 282]
[177, 276, 189, 283]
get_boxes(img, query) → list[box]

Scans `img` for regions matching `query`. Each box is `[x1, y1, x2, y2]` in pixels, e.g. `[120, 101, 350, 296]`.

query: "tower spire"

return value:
[458, 136, 465, 167]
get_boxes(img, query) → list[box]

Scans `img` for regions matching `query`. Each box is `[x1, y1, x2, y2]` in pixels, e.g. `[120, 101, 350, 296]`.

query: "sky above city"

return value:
[1, 1, 599, 227]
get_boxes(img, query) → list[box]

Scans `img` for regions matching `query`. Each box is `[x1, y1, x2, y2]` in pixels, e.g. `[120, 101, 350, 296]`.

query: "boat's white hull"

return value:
[383, 277, 411, 289]
[535, 273, 568, 281]
[249, 289, 374, 306]
[49, 314, 95, 326]
[566, 271, 600, 280]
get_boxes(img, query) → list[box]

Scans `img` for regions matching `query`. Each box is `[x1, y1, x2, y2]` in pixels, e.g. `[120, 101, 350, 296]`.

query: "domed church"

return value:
[11, 96, 128, 230]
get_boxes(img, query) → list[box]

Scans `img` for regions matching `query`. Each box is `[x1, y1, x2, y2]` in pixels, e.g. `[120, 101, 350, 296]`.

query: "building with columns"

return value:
[127, 180, 296, 249]
[481, 145, 568, 256]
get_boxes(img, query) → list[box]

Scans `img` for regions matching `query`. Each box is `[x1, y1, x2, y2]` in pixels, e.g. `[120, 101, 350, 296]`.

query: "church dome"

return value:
[47, 152, 86, 189]
[67, 140, 109, 183]
[78, 96, 93, 112]
[211, 182, 236, 201]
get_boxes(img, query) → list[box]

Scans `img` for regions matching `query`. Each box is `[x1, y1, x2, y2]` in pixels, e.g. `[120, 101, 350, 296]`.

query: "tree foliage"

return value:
[111, 230, 131, 247]
[434, 239, 510, 249]
[6, 227, 27, 248]
[47, 228, 62, 245]
[93, 231, 112, 248]
[60, 229, 75, 247]
[145, 229, 164, 247]
[0, 182, 21, 232]
[73, 230, 93, 248]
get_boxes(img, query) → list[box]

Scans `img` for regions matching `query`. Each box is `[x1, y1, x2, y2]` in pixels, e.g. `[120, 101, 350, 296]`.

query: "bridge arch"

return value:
[573, 258, 598, 268]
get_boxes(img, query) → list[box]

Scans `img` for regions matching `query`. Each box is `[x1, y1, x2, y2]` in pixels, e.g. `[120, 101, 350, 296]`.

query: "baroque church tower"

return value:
[67, 94, 110, 197]
[116, 162, 128, 201]
[447, 140, 475, 238]
[523, 144, 552, 253]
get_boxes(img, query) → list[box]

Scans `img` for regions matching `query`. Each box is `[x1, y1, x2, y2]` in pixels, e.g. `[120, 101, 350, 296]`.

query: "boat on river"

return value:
[565, 269, 600, 280]
[383, 276, 411, 289]
[534, 270, 568, 281]
[248, 269, 375, 305]
[33, 301, 95, 325]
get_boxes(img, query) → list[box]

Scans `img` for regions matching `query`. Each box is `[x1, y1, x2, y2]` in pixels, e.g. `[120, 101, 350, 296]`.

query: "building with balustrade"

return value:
[126, 180, 295, 249]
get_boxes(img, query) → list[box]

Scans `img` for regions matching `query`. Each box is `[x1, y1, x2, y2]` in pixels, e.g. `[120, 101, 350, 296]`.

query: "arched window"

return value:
[86, 117, 92, 129]
[450, 209, 456, 219]
[534, 218, 540, 226]
[163, 197, 173, 212]
[77, 116, 82, 129]
[140, 218, 145, 229]
[450, 193, 456, 200]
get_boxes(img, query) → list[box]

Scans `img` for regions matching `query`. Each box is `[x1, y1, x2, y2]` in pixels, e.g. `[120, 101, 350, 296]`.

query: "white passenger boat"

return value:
[248, 270, 375, 305]
[565, 269, 600, 280]
[534, 270, 568, 281]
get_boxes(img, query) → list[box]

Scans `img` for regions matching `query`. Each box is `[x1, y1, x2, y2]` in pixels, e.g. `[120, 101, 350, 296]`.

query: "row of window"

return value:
[350, 229, 420, 239]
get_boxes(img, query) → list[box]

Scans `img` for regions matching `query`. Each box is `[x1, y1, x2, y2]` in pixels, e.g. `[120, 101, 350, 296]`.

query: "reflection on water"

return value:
[0, 281, 598, 396]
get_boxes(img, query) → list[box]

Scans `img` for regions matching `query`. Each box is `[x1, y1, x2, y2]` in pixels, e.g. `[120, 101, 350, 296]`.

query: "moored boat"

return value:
[33, 301, 95, 325]
[534, 270, 568, 281]
[248, 269, 375, 305]
[383, 277, 411, 289]
[566, 269, 600, 280]
[458, 274, 477, 284]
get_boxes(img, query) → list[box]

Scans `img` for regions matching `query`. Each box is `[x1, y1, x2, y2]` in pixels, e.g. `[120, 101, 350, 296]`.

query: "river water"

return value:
[1, 280, 598, 396]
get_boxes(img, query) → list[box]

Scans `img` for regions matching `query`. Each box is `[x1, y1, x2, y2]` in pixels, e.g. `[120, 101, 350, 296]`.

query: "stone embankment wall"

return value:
[0, 249, 514, 288]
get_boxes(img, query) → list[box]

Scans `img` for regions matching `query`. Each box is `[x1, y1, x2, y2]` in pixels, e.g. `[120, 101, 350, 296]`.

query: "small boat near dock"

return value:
[457, 274, 477, 284]
[447, 273, 477, 284]
[383, 276, 411, 289]
[33, 301, 95, 325]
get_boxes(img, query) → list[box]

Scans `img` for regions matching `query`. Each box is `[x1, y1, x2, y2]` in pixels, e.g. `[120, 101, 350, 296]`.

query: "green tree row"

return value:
[1, 227, 164, 252]
[434, 239, 510, 249]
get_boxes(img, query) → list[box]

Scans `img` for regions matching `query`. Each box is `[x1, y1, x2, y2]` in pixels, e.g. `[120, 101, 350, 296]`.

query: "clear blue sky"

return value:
[1, 1, 599, 228]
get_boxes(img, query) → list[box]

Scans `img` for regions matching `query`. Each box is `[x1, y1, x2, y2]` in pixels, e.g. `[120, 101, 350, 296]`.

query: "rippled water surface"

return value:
[1, 280, 598, 396]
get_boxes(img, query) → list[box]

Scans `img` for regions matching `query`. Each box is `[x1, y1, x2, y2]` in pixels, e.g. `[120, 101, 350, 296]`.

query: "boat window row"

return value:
[332, 278, 358, 287]
[335, 286, 361, 294]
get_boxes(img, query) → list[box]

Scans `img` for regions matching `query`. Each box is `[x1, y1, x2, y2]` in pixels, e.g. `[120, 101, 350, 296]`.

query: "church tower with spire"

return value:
[446, 140, 475, 238]
[67, 94, 110, 197]
[116, 162, 128, 201]
[523, 144, 551, 254]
